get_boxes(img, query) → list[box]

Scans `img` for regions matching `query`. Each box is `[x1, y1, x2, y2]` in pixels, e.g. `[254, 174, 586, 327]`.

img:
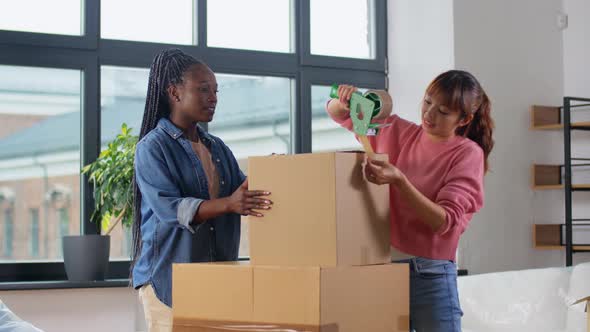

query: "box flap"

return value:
[249, 153, 338, 266]
[173, 319, 326, 332]
[173, 263, 323, 328]
[253, 266, 321, 325]
[172, 263, 253, 322]
[320, 264, 410, 332]
[335, 152, 390, 266]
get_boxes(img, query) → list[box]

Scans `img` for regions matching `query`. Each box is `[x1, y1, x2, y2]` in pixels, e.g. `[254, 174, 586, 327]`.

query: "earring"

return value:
[175, 97, 180, 102]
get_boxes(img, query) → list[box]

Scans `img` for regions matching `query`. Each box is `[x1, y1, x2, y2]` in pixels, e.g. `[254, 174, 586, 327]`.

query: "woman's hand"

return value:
[226, 178, 272, 217]
[336, 84, 358, 111]
[364, 158, 405, 186]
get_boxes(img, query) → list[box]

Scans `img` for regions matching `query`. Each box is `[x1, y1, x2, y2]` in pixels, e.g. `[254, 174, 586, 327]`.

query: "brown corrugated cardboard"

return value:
[248, 152, 391, 267]
[572, 296, 590, 332]
[172, 262, 409, 332]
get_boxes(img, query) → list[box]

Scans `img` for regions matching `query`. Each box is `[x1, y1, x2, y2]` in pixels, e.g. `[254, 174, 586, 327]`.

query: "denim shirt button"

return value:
[210, 226, 214, 231]
[216, 158, 220, 163]
[220, 180, 225, 185]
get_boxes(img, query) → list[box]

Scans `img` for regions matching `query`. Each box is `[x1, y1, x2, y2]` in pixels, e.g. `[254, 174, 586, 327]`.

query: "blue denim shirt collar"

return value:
[157, 117, 214, 147]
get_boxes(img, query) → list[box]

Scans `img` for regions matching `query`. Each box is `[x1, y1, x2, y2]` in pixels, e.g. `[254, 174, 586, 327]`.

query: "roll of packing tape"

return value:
[364, 89, 393, 120]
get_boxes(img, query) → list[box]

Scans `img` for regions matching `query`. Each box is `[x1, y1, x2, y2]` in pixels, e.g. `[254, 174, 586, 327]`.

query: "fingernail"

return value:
[258, 214, 263, 217]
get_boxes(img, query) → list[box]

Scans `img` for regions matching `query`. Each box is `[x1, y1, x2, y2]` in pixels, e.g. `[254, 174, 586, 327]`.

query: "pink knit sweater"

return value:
[329, 109, 484, 260]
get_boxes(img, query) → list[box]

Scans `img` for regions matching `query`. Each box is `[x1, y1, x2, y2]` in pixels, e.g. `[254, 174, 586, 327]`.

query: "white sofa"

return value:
[458, 262, 590, 332]
[0, 299, 44, 332]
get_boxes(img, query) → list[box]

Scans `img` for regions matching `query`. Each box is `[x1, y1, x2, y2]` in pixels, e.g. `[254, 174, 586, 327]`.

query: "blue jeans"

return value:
[395, 257, 463, 332]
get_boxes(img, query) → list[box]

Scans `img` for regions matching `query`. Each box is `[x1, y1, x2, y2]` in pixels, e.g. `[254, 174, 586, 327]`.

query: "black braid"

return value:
[131, 49, 203, 273]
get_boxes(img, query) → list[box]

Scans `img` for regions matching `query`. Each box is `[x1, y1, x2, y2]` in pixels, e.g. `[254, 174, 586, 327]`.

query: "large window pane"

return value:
[209, 74, 293, 159]
[0, 0, 82, 36]
[56, 208, 70, 258]
[311, 85, 363, 152]
[208, 0, 292, 53]
[3, 209, 14, 258]
[310, 0, 376, 59]
[0, 65, 81, 262]
[101, 0, 195, 45]
[209, 74, 293, 257]
[101, 66, 149, 260]
[30, 209, 40, 258]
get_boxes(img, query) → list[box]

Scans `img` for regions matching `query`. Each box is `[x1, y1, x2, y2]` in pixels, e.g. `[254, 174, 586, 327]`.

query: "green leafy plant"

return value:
[82, 123, 138, 235]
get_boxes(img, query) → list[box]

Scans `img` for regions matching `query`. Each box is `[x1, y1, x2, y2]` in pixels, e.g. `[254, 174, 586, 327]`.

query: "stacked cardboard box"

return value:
[173, 152, 409, 331]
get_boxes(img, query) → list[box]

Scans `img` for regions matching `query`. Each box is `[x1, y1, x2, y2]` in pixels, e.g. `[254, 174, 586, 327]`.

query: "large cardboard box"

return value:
[172, 262, 409, 332]
[248, 152, 391, 266]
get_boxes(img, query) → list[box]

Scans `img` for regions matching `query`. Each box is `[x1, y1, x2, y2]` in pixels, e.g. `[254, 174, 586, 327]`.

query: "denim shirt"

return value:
[132, 117, 245, 307]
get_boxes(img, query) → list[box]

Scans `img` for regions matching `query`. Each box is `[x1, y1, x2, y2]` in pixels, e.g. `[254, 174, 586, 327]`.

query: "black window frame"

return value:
[0, 0, 387, 283]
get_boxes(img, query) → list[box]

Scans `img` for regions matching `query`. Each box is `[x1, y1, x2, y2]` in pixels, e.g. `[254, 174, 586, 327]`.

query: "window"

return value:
[310, 0, 376, 59]
[0, 0, 82, 36]
[101, 0, 195, 44]
[1, 0, 386, 281]
[101, 66, 147, 261]
[208, 74, 293, 257]
[101, 66, 148, 142]
[0, 65, 81, 262]
[311, 85, 365, 152]
[56, 208, 70, 258]
[3, 209, 14, 258]
[30, 209, 40, 258]
[123, 227, 133, 257]
[207, 0, 293, 53]
[209, 74, 293, 159]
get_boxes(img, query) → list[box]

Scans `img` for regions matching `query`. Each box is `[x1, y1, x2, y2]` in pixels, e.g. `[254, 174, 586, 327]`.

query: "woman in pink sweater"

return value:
[327, 70, 494, 332]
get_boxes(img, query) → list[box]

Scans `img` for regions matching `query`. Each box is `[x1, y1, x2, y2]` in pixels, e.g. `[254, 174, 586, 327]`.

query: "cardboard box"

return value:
[172, 262, 409, 332]
[572, 296, 590, 332]
[248, 152, 391, 266]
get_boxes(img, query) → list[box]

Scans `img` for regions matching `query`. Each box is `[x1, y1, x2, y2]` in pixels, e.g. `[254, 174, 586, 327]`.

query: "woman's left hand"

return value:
[364, 158, 405, 186]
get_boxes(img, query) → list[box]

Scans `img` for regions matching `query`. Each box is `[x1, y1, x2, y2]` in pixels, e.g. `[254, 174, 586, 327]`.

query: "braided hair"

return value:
[131, 49, 203, 270]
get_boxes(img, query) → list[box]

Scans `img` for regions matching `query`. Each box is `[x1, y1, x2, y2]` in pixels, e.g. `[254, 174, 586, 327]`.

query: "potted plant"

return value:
[62, 123, 137, 281]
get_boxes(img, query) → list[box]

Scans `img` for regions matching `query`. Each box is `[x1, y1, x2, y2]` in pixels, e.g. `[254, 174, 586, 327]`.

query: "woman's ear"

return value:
[458, 113, 473, 127]
[167, 85, 180, 103]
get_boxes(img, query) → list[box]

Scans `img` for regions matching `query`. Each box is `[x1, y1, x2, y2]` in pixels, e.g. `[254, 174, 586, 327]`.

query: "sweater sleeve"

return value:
[434, 144, 485, 235]
[325, 99, 354, 130]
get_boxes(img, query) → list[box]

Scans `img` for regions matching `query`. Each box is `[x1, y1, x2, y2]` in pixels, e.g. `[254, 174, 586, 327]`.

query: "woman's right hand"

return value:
[336, 84, 358, 111]
[327, 84, 358, 115]
[226, 178, 272, 217]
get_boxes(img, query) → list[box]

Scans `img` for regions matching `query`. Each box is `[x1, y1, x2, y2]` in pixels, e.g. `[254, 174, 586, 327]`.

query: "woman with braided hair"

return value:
[131, 48, 272, 331]
[327, 70, 494, 332]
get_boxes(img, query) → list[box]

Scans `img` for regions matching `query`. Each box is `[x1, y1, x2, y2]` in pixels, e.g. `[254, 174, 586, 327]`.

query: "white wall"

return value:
[563, 0, 590, 98]
[387, 0, 455, 124]
[452, 0, 567, 273]
[0, 288, 144, 332]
